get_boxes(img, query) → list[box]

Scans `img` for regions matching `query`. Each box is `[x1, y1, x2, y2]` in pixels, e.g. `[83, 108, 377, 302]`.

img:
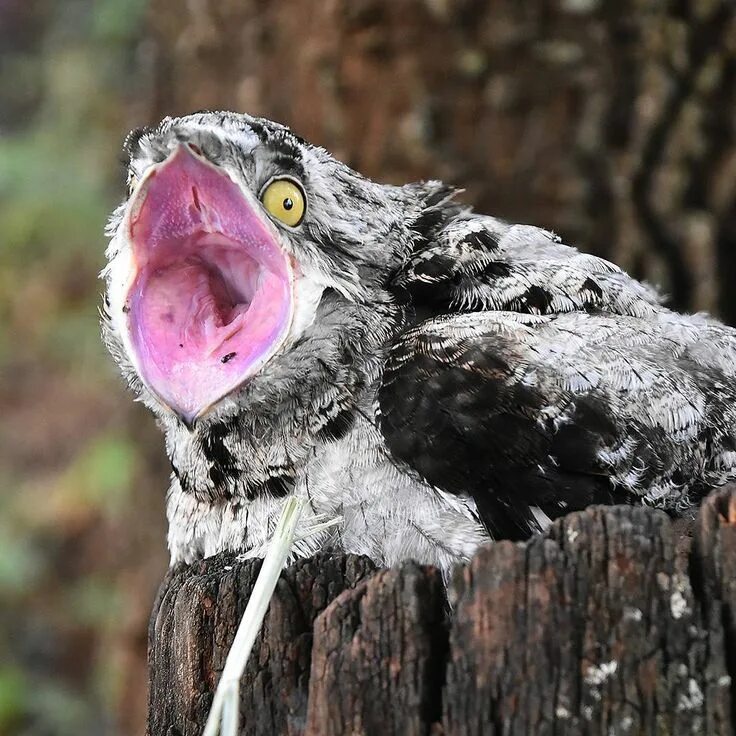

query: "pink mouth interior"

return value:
[126, 146, 292, 422]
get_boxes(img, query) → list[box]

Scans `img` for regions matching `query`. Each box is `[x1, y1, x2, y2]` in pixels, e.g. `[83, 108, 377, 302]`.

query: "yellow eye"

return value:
[260, 178, 306, 227]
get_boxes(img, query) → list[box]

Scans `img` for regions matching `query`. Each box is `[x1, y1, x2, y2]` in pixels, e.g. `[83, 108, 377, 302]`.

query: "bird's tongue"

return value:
[125, 146, 293, 422]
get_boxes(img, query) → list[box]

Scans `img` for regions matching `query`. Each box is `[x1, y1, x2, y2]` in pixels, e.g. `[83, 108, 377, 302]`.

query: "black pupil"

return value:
[283, 197, 293, 211]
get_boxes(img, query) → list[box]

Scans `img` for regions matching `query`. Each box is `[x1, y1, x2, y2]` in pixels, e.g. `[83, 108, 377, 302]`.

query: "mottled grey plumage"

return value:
[102, 111, 736, 577]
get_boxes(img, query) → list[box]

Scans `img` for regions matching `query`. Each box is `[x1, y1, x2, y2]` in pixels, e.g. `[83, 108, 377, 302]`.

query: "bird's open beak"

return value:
[119, 145, 294, 424]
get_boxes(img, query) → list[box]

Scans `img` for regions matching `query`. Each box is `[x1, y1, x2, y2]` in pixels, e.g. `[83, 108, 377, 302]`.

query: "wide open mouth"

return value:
[123, 145, 293, 423]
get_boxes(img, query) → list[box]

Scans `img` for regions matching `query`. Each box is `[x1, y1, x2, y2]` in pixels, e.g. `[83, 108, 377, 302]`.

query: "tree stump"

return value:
[147, 486, 736, 735]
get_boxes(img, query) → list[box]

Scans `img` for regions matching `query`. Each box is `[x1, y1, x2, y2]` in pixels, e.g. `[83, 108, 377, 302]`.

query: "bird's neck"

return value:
[163, 294, 406, 505]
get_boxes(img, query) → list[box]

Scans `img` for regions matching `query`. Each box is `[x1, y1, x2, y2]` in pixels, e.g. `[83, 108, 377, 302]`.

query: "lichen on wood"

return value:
[147, 485, 736, 736]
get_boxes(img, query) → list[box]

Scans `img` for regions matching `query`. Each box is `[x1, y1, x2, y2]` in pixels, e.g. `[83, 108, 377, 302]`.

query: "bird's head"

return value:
[102, 111, 445, 432]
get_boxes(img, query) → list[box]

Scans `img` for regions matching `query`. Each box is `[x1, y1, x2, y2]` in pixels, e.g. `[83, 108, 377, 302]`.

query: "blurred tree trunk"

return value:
[146, 0, 736, 320]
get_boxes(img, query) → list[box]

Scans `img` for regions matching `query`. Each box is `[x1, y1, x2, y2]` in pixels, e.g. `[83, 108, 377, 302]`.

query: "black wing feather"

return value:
[381, 212, 736, 539]
[378, 322, 636, 540]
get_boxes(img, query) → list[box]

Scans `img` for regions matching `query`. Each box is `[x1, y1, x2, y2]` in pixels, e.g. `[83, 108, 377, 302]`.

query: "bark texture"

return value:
[147, 553, 377, 736]
[148, 486, 736, 735]
[146, 0, 736, 321]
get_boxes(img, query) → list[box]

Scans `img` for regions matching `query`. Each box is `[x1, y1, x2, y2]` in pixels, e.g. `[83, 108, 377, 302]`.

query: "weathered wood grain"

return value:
[147, 487, 736, 735]
[444, 506, 730, 735]
[147, 553, 376, 735]
[305, 564, 447, 736]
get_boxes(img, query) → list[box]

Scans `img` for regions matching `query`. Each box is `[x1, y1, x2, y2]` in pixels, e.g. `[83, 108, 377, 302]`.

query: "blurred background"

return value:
[0, 0, 734, 733]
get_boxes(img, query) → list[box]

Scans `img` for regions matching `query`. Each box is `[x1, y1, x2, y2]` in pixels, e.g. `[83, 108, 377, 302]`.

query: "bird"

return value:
[101, 110, 736, 579]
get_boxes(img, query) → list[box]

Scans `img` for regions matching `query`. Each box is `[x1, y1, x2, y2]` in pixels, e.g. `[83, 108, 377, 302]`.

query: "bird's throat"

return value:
[122, 146, 294, 423]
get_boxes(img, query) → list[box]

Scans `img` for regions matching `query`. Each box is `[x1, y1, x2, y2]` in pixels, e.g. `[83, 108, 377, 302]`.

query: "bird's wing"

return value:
[378, 308, 736, 540]
[398, 210, 663, 320]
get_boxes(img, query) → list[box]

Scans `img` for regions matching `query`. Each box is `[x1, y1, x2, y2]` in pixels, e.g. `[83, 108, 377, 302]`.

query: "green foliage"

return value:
[0, 667, 26, 731]
[0, 0, 154, 734]
[93, 0, 148, 42]
[62, 434, 139, 516]
[0, 522, 45, 596]
[0, 132, 110, 265]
